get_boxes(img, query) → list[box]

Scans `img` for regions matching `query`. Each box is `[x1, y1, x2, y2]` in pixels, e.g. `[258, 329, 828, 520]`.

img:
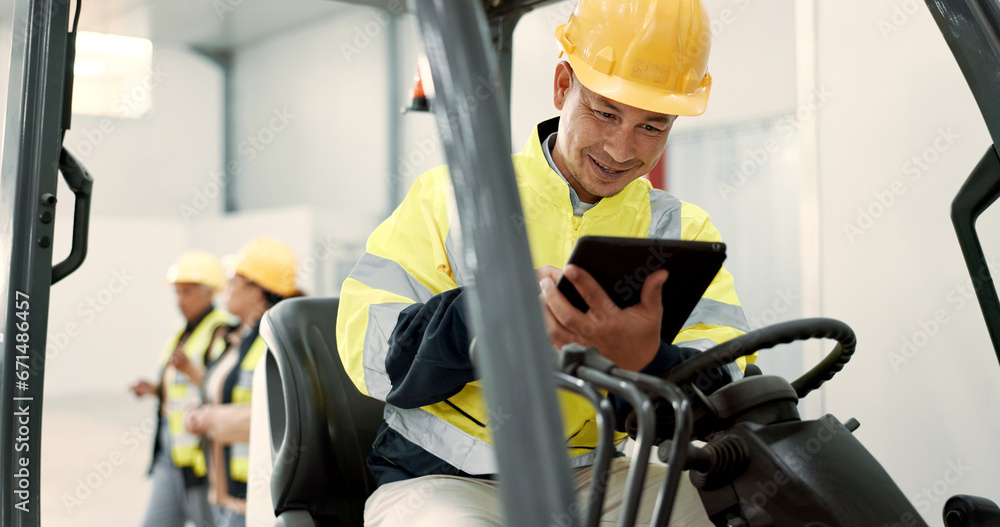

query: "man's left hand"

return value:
[540, 264, 668, 372]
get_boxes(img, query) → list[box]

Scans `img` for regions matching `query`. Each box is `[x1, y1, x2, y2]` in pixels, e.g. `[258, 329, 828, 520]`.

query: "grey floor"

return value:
[39, 392, 156, 526]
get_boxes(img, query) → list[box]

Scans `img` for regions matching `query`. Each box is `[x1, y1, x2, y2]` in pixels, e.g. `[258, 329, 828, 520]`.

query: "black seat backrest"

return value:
[260, 297, 385, 527]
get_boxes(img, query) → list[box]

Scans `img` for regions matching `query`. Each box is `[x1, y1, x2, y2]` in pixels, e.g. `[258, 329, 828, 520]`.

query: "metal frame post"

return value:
[951, 147, 1000, 365]
[485, 0, 559, 127]
[925, 0, 1000, 363]
[924, 0, 1000, 147]
[0, 0, 74, 524]
[413, 1, 577, 525]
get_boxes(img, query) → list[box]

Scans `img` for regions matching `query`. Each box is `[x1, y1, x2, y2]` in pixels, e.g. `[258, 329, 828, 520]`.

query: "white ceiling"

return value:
[0, 0, 353, 54]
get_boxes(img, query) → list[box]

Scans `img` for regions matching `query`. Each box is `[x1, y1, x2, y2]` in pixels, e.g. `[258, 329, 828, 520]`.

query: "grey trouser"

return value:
[364, 458, 714, 527]
[141, 417, 215, 527]
[213, 505, 246, 527]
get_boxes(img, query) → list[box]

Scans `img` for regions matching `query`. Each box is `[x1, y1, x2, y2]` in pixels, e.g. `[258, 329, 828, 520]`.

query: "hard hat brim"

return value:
[165, 252, 226, 292]
[225, 238, 299, 298]
[564, 52, 711, 117]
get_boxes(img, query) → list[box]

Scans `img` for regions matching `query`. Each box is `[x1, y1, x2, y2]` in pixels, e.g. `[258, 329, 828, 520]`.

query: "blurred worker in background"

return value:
[130, 250, 237, 527]
[338, 0, 753, 525]
[184, 237, 301, 527]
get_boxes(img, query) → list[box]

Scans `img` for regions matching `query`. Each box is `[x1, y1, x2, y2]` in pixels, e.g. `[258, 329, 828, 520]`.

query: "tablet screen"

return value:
[555, 236, 727, 344]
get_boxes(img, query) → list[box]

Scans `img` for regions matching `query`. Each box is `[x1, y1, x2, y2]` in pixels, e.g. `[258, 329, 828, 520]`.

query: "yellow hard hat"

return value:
[555, 0, 713, 116]
[166, 250, 226, 292]
[228, 237, 298, 298]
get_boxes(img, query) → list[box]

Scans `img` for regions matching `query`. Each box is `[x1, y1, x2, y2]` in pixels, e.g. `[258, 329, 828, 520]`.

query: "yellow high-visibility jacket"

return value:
[226, 335, 266, 490]
[207, 327, 267, 499]
[155, 307, 235, 484]
[338, 118, 750, 480]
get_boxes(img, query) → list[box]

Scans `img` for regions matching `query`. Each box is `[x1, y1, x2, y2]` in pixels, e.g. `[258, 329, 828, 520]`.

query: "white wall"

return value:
[41, 218, 185, 526]
[510, 1, 570, 150]
[0, 28, 226, 392]
[393, 14, 446, 202]
[186, 206, 370, 298]
[229, 7, 390, 228]
[815, 0, 1000, 518]
[62, 44, 226, 218]
[0, 31, 226, 524]
[662, 1, 803, 382]
[687, 0, 797, 129]
[31, 42, 225, 395]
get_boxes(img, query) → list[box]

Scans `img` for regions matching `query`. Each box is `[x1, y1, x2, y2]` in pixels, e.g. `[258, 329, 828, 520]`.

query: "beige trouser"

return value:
[364, 458, 714, 526]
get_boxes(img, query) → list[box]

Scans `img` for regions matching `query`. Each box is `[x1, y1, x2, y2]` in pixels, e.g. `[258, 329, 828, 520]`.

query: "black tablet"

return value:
[555, 236, 727, 344]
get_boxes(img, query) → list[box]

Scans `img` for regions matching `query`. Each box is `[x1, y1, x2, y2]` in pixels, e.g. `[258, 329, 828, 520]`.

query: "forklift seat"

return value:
[259, 297, 385, 526]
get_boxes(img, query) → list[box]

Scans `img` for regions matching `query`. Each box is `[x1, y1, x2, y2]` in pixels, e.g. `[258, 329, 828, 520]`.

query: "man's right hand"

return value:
[538, 265, 668, 372]
[128, 379, 157, 398]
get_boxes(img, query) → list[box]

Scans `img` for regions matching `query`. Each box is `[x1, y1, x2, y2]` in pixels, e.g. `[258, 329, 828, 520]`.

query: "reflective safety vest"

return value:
[338, 117, 752, 475]
[159, 308, 236, 478]
[222, 334, 267, 494]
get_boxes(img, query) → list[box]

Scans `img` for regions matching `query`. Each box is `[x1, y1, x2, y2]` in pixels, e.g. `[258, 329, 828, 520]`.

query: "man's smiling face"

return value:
[551, 62, 677, 204]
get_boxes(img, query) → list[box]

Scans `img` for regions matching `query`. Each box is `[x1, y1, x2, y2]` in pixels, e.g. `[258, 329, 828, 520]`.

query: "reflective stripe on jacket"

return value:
[158, 308, 235, 479]
[218, 333, 266, 497]
[337, 117, 752, 476]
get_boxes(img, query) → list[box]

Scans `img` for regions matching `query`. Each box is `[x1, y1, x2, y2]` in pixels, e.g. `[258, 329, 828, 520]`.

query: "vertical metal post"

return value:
[0, 0, 73, 524]
[951, 146, 1000, 365]
[385, 11, 403, 213]
[489, 13, 520, 130]
[924, 0, 1000, 147]
[220, 52, 238, 213]
[925, 0, 1000, 362]
[413, 1, 577, 526]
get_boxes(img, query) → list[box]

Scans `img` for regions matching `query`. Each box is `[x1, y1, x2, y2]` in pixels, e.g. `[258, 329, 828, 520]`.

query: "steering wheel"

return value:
[664, 317, 857, 399]
[624, 318, 857, 444]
